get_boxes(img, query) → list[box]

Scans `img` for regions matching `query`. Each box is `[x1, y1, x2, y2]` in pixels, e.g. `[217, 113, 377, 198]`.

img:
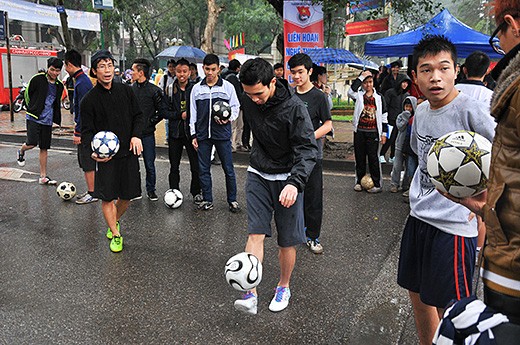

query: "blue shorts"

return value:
[397, 215, 477, 308]
[245, 172, 305, 248]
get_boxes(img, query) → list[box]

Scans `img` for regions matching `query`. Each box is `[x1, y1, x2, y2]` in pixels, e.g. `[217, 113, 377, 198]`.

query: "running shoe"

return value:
[379, 155, 386, 164]
[198, 201, 214, 210]
[39, 176, 57, 185]
[193, 193, 204, 205]
[269, 286, 291, 312]
[367, 187, 382, 194]
[110, 235, 123, 252]
[229, 201, 240, 213]
[106, 221, 120, 240]
[307, 238, 324, 254]
[17, 149, 25, 167]
[75, 193, 98, 205]
[147, 191, 159, 201]
[76, 191, 88, 199]
[354, 184, 363, 192]
[234, 291, 258, 315]
[390, 185, 399, 193]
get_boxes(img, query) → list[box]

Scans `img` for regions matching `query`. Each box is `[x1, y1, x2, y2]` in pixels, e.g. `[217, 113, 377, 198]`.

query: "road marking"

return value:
[0, 167, 39, 182]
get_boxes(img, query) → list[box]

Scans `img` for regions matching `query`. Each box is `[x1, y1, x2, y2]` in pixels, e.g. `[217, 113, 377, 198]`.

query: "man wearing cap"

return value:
[16, 57, 64, 186]
[80, 50, 145, 253]
[380, 60, 403, 96]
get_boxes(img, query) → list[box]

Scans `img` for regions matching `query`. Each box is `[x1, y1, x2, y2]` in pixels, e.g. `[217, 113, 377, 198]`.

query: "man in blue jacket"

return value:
[190, 54, 240, 212]
[17, 57, 64, 185]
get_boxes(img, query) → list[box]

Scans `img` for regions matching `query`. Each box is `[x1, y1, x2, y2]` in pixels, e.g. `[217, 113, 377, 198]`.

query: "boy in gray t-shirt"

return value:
[396, 36, 495, 345]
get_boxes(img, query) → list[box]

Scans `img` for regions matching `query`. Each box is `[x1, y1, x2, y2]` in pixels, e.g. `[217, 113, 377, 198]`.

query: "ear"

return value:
[505, 14, 520, 36]
[411, 70, 417, 83]
[455, 64, 460, 76]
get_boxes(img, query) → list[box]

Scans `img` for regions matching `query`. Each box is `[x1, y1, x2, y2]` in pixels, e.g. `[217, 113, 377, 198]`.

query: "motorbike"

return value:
[13, 76, 27, 113]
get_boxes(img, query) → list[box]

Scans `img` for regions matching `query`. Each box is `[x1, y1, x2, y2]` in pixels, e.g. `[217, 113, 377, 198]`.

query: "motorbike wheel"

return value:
[13, 99, 23, 113]
[62, 99, 71, 110]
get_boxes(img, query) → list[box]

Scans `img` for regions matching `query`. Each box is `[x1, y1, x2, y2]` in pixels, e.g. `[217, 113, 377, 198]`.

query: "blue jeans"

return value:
[197, 139, 237, 203]
[141, 134, 156, 193]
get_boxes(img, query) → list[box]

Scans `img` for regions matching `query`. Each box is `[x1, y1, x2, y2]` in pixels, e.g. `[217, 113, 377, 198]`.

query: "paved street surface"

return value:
[0, 141, 419, 344]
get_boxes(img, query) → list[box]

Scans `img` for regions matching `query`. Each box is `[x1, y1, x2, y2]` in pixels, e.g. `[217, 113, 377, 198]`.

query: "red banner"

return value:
[283, 1, 324, 81]
[346, 18, 388, 36]
[228, 48, 245, 61]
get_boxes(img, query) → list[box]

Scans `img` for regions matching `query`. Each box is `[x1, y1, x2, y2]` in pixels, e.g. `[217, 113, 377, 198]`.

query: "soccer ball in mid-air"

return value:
[360, 175, 374, 190]
[224, 252, 263, 292]
[427, 130, 492, 198]
[164, 189, 183, 209]
[212, 101, 231, 121]
[56, 182, 76, 201]
[91, 131, 120, 159]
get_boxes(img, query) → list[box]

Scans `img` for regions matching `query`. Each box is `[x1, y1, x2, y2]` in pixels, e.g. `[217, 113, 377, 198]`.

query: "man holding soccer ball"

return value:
[81, 50, 145, 253]
[233, 58, 317, 314]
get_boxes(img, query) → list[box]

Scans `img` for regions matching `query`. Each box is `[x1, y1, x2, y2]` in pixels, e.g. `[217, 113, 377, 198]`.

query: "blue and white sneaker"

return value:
[306, 237, 324, 254]
[234, 291, 257, 315]
[269, 286, 291, 312]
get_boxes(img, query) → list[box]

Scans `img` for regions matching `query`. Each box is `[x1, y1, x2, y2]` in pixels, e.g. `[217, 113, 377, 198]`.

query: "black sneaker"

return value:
[229, 201, 240, 213]
[193, 193, 204, 205]
[198, 201, 214, 210]
[147, 191, 159, 201]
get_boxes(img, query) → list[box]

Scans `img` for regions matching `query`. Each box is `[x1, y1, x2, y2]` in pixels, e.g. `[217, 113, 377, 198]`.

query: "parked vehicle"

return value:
[13, 76, 27, 113]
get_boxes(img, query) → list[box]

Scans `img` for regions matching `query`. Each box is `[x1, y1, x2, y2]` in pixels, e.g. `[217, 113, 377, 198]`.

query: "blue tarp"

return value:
[364, 9, 501, 59]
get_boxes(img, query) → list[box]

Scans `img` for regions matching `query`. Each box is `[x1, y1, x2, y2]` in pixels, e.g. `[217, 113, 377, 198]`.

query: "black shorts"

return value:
[246, 172, 306, 248]
[93, 155, 141, 202]
[77, 142, 96, 172]
[26, 120, 52, 150]
[397, 216, 477, 308]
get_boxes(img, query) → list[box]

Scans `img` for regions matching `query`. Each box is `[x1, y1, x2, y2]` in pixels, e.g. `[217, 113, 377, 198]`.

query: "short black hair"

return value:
[390, 60, 403, 68]
[189, 62, 197, 69]
[228, 59, 241, 71]
[464, 51, 490, 78]
[273, 62, 284, 70]
[240, 58, 275, 86]
[203, 53, 219, 66]
[412, 35, 457, 72]
[133, 58, 151, 79]
[47, 57, 63, 69]
[288, 53, 313, 71]
[176, 58, 190, 67]
[64, 49, 82, 68]
[167, 58, 177, 66]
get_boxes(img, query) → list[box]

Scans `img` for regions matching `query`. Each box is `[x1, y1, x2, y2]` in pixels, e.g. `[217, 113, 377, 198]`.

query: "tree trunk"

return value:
[200, 0, 223, 53]
[56, 0, 72, 50]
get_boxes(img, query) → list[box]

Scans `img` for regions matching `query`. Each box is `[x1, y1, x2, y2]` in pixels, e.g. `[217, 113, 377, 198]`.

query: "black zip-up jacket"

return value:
[25, 72, 64, 125]
[384, 73, 411, 125]
[167, 79, 194, 139]
[80, 82, 145, 159]
[131, 80, 169, 137]
[241, 80, 318, 192]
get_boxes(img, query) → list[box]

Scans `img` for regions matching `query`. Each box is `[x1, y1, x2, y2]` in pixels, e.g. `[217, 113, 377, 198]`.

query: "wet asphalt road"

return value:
[0, 142, 418, 344]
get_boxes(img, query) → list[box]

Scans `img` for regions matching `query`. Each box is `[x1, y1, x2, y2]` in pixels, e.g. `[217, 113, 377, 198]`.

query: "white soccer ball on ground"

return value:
[56, 182, 77, 201]
[427, 130, 492, 198]
[91, 131, 120, 159]
[224, 252, 263, 292]
[164, 189, 183, 209]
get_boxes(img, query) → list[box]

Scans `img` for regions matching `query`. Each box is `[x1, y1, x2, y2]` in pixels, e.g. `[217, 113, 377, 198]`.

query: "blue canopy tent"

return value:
[364, 9, 501, 59]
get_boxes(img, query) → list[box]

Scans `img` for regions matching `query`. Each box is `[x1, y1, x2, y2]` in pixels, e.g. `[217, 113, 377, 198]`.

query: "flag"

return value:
[224, 38, 231, 50]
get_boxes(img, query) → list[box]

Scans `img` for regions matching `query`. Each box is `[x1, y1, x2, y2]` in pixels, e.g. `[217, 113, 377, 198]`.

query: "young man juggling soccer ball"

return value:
[232, 58, 317, 315]
[81, 50, 145, 253]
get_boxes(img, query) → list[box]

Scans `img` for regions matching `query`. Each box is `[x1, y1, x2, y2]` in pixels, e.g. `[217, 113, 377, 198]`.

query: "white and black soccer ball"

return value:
[224, 252, 263, 292]
[164, 189, 183, 209]
[56, 182, 76, 201]
[212, 101, 231, 121]
[427, 130, 492, 198]
[91, 131, 120, 159]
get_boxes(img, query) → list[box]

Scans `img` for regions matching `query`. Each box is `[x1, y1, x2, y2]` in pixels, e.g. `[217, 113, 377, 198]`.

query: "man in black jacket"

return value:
[222, 59, 245, 152]
[81, 50, 144, 253]
[232, 58, 317, 315]
[130, 58, 168, 201]
[166, 58, 202, 202]
[17, 57, 64, 185]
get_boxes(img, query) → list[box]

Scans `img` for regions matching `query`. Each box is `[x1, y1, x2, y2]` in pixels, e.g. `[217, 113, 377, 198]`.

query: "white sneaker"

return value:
[234, 292, 257, 315]
[354, 184, 363, 192]
[75, 193, 98, 205]
[388, 157, 394, 164]
[269, 286, 291, 312]
[308, 239, 324, 254]
[39, 176, 57, 185]
[379, 155, 386, 163]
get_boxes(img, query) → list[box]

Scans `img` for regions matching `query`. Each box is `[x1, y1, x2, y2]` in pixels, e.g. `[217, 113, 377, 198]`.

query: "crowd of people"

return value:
[12, 0, 520, 340]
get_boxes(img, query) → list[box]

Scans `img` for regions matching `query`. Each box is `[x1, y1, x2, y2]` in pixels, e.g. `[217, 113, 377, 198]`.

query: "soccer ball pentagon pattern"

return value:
[164, 189, 183, 209]
[427, 130, 492, 198]
[212, 100, 231, 121]
[91, 131, 120, 159]
[56, 182, 76, 201]
[360, 175, 375, 190]
[224, 252, 263, 292]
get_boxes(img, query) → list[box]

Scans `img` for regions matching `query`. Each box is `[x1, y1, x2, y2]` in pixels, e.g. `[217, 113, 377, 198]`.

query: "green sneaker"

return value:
[110, 236, 123, 252]
[106, 221, 120, 240]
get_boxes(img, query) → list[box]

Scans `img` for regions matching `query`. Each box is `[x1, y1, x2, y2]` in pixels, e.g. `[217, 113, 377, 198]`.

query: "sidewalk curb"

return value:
[0, 133, 393, 174]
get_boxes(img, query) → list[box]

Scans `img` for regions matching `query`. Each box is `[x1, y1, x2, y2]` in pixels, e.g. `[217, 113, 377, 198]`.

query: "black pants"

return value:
[168, 136, 201, 197]
[380, 125, 398, 158]
[354, 131, 382, 187]
[304, 159, 323, 240]
[242, 114, 251, 148]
